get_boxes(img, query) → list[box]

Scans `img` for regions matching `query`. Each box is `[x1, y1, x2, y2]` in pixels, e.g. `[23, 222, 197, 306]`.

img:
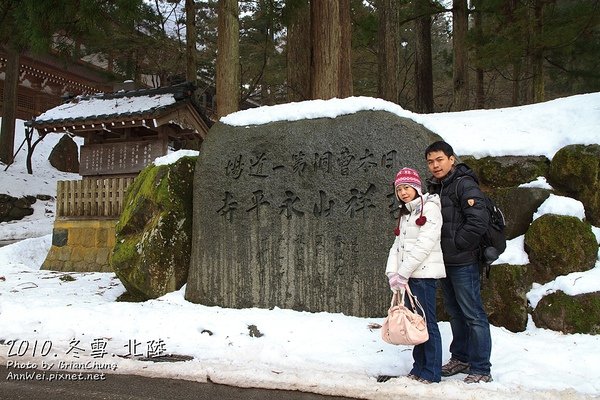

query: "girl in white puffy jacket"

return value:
[385, 167, 446, 383]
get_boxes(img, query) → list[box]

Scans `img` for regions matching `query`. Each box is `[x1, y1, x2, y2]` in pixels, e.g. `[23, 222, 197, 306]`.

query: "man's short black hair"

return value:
[425, 141, 454, 159]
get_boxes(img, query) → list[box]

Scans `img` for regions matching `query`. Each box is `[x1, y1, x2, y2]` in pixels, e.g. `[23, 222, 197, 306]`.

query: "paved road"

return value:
[0, 240, 20, 248]
[0, 366, 355, 400]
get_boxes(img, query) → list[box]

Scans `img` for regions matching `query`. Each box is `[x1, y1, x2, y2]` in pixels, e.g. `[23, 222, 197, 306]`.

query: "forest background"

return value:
[1, 0, 600, 165]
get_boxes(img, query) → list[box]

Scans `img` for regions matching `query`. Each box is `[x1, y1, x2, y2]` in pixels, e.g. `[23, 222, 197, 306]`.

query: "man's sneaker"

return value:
[464, 374, 493, 384]
[441, 358, 470, 376]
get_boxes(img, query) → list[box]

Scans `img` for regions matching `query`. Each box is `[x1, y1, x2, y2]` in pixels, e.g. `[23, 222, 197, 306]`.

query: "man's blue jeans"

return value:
[407, 278, 442, 382]
[439, 263, 492, 375]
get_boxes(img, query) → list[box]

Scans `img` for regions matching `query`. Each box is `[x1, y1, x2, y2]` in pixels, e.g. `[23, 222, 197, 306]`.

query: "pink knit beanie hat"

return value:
[393, 167, 427, 235]
[394, 167, 422, 196]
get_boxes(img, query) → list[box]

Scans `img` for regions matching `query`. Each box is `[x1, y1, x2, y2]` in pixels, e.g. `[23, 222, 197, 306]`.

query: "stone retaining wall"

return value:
[42, 219, 117, 272]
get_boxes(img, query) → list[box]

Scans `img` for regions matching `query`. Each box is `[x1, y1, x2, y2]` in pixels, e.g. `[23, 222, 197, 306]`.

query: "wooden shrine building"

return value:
[28, 82, 212, 272]
[0, 47, 115, 121]
[29, 82, 211, 178]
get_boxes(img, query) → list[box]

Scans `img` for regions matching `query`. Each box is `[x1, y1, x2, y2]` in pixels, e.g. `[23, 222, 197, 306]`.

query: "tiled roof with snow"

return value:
[34, 93, 178, 123]
[29, 83, 196, 126]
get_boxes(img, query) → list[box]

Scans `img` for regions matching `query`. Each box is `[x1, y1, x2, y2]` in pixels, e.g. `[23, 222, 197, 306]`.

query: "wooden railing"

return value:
[56, 177, 134, 218]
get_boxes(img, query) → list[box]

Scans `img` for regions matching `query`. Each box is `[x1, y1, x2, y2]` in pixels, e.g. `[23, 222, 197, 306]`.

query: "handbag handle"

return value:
[391, 286, 427, 324]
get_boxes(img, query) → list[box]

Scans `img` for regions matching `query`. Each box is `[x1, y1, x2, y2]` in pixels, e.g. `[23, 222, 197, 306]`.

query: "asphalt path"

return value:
[0, 366, 355, 400]
[0, 240, 20, 248]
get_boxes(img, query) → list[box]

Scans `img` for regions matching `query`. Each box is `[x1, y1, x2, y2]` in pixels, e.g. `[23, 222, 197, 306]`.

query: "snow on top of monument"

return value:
[220, 96, 416, 126]
[221, 93, 600, 160]
[34, 93, 177, 123]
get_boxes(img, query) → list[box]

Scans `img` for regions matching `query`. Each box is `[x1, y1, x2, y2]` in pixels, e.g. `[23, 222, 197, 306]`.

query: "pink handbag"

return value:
[381, 287, 429, 346]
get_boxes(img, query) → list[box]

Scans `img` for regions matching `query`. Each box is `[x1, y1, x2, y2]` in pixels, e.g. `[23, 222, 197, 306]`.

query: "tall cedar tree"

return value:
[338, 0, 353, 98]
[216, 0, 240, 117]
[414, 0, 434, 113]
[531, 0, 546, 102]
[310, 1, 340, 99]
[377, 0, 400, 103]
[472, 0, 485, 108]
[309, 1, 352, 99]
[452, 0, 469, 110]
[284, 0, 311, 102]
[186, 0, 197, 84]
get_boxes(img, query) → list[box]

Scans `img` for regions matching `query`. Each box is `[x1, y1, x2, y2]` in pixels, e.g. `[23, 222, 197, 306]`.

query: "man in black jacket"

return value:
[425, 140, 493, 384]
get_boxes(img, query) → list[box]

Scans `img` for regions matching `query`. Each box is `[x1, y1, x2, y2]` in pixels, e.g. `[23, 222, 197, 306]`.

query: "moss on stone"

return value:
[436, 264, 531, 333]
[116, 291, 147, 303]
[461, 155, 549, 189]
[117, 166, 163, 235]
[579, 187, 600, 227]
[111, 156, 196, 300]
[548, 144, 600, 225]
[481, 264, 532, 332]
[524, 214, 598, 284]
[548, 144, 600, 192]
[532, 291, 600, 334]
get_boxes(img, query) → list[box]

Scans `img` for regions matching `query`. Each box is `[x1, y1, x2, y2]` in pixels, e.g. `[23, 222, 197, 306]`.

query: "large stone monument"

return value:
[185, 109, 441, 317]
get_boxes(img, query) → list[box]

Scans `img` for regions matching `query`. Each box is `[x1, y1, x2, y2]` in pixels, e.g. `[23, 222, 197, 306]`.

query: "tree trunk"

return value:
[310, 1, 341, 100]
[475, 68, 484, 109]
[414, 1, 434, 113]
[452, 0, 469, 111]
[512, 61, 521, 106]
[473, 5, 484, 109]
[377, 0, 400, 103]
[216, 0, 240, 118]
[521, 46, 531, 104]
[502, 0, 521, 106]
[0, 47, 20, 165]
[286, 0, 311, 102]
[532, 0, 545, 103]
[185, 0, 197, 84]
[338, 0, 353, 98]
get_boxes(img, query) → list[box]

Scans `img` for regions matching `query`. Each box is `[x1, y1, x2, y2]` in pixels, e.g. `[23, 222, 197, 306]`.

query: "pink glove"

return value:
[388, 273, 408, 291]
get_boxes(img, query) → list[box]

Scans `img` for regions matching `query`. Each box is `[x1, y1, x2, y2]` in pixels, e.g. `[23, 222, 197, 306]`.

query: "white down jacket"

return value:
[385, 193, 446, 279]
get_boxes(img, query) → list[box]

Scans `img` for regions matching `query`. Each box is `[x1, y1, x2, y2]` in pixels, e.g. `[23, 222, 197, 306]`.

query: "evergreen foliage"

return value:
[469, 0, 600, 105]
[2, 0, 599, 113]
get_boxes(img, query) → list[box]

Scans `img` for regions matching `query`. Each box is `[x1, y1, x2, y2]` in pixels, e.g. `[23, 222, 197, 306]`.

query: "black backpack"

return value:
[451, 177, 507, 278]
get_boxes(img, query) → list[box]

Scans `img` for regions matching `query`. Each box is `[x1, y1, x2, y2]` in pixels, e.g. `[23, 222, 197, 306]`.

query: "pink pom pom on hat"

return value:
[394, 167, 422, 195]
